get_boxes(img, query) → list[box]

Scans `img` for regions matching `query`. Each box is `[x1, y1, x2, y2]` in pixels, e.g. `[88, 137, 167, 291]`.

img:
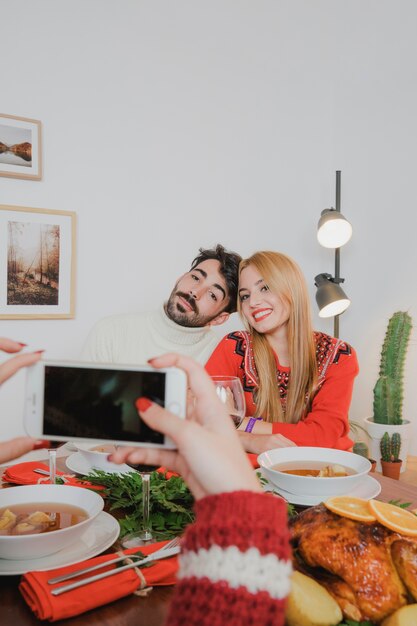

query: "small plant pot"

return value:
[380, 459, 403, 480]
[369, 459, 377, 473]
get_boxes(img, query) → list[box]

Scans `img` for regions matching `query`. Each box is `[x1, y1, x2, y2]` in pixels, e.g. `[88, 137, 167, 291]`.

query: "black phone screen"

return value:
[43, 365, 166, 444]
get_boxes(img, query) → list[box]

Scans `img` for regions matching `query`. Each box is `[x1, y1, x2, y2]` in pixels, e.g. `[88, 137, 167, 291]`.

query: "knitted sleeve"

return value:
[166, 491, 291, 626]
[272, 345, 359, 448]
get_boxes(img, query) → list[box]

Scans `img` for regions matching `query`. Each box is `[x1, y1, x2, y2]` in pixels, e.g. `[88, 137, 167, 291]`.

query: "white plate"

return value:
[0, 511, 120, 575]
[66, 452, 132, 476]
[257, 468, 382, 506]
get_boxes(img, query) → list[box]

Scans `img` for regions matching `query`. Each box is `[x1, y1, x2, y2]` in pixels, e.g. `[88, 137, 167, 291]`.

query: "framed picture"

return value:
[0, 114, 42, 180]
[0, 205, 76, 319]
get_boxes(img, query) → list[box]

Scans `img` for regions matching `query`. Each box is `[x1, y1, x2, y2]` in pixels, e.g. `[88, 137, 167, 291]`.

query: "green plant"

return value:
[380, 431, 402, 462]
[84, 469, 195, 539]
[352, 441, 369, 458]
[373, 311, 412, 425]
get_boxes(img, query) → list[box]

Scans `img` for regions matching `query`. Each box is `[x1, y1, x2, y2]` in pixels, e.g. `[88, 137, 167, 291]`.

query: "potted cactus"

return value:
[352, 440, 376, 472]
[365, 311, 412, 472]
[380, 432, 402, 480]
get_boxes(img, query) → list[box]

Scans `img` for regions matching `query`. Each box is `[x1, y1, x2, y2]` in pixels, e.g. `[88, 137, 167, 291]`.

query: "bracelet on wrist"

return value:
[244, 417, 262, 433]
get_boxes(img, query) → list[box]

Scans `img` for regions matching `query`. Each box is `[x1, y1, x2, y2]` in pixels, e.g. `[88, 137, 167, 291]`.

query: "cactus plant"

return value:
[373, 311, 412, 424]
[380, 431, 402, 462]
[391, 432, 401, 461]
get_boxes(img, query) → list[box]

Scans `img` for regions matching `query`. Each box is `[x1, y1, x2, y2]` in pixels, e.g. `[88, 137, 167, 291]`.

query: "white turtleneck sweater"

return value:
[81, 305, 222, 365]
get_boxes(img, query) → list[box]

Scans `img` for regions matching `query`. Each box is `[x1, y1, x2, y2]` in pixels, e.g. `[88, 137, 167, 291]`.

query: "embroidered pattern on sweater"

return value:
[225, 330, 352, 404]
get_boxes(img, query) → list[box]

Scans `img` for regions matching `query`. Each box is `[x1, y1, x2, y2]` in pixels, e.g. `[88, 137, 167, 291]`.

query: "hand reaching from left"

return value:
[0, 338, 43, 464]
[0, 338, 42, 385]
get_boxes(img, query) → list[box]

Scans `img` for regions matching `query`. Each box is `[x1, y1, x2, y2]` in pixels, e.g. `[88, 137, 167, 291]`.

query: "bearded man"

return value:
[82, 245, 241, 365]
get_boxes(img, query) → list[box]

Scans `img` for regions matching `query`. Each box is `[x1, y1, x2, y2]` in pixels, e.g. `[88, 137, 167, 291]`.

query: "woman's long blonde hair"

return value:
[238, 251, 317, 424]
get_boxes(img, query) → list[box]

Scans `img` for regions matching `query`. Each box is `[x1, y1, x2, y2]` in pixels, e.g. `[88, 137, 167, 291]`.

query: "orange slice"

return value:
[324, 496, 376, 522]
[368, 499, 417, 536]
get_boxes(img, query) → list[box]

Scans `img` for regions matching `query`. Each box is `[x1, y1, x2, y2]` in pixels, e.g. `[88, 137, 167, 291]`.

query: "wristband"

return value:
[244, 417, 262, 433]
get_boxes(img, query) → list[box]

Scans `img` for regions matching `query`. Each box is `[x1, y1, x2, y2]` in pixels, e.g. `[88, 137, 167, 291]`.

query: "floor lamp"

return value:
[314, 170, 352, 338]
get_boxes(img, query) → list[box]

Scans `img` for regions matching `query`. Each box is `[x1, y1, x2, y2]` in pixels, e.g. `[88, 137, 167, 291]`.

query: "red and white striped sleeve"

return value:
[166, 491, 292, 626]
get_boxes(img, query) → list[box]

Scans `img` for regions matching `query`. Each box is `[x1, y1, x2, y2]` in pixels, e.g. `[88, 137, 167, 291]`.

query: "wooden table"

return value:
[1, 468, 417, 625]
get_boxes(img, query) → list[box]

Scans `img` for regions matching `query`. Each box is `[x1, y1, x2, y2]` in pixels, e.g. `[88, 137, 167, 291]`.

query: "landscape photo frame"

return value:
[0, 205, 76, 319]
[0, 114, 42, 180]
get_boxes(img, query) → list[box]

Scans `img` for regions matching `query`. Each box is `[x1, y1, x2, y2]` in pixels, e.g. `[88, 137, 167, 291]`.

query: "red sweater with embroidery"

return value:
[205, 330, 359, 450]
[166, 491, 291, 626]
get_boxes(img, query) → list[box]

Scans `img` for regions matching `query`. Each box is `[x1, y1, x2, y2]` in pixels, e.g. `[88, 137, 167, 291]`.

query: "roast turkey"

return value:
[290, 504, 417, 622]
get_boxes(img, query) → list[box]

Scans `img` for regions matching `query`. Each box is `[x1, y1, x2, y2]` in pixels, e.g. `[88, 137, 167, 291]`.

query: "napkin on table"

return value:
[2, 461, 104, 491]
[247, 453, 259, 469]
[19, 539, 179, 622]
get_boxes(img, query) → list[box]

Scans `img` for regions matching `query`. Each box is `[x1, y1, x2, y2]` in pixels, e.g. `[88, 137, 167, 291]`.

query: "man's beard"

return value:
[165, 289, 216, 328]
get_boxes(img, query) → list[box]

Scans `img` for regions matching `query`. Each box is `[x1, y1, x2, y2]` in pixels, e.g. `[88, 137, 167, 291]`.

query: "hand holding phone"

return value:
[24, 360, 187, 449]
[110, 354, 262, 500]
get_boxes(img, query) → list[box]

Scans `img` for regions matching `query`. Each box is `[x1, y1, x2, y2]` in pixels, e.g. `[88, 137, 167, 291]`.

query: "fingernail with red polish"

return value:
[136, 397, 152, 412]
[18, 343, 27, 347]
[34, 350, 45, 354]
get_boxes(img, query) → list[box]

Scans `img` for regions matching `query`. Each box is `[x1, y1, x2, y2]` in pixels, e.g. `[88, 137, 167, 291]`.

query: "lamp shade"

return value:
[314, 273, 351, 318]
[317, 209, 352, 248]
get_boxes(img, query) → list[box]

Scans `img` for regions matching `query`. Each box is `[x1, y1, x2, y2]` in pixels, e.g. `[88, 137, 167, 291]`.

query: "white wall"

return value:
[1, 0, 417, 453]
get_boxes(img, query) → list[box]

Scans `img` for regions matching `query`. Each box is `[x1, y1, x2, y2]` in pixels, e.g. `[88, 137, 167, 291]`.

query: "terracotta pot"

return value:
[369, 459, 377, 473]
[380, 459, 403, 480]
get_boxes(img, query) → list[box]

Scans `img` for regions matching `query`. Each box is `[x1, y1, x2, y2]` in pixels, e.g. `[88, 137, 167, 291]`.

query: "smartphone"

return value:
[24, 360, 187, 449]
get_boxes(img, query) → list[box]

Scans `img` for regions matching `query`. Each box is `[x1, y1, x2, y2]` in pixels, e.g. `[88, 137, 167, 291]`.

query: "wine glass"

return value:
[211, 376, 246, 428]
[120, 460, 160, 548]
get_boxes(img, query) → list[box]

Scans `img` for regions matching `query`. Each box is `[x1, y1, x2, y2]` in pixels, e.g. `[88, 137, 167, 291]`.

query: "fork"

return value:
[33, 468, 71, 484]
[48, 536, 181, 594]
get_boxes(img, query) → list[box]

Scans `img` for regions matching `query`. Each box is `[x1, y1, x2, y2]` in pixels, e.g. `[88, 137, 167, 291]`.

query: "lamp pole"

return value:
[334, 170, 341, 338]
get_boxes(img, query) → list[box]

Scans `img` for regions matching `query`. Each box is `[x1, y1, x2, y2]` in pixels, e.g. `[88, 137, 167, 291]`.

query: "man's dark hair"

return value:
[190, 244, 242, 314]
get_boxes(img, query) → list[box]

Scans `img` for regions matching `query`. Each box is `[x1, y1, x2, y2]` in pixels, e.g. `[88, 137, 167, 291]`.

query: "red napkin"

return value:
[2, 462, 104, 491]
[247, 453, 259, 469]
[157, 466, 179, 479]
[19, 539, 179, 621]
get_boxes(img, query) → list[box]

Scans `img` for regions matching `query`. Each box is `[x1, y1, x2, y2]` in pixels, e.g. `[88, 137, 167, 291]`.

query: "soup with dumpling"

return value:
[0, 503, 88, 535]
[271, 462, 354, 477]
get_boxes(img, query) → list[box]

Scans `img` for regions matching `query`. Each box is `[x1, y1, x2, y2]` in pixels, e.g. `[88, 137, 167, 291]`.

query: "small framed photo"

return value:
[0, 114, 42, 180]
[0, 205, 76, 319]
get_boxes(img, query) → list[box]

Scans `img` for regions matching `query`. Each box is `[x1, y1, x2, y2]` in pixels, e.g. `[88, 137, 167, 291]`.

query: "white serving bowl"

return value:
[74, 442, 119, 471]
[258, 447, 371, 497]
[0, 484, 104, 560]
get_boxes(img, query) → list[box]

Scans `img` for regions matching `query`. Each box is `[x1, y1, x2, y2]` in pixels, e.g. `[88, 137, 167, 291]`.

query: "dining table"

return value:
[1, 449, 417, 626]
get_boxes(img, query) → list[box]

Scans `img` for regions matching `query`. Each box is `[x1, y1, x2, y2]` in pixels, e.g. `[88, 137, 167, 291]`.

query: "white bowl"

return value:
[0, 484, 104, 560]
[257, 447, 371, 497]
[74, 442, 119, 471]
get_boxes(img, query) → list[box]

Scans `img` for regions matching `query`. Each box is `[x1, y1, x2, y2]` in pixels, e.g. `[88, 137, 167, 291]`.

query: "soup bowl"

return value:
[257, 447, 371, 497]
[75, 442, 120, 471]
[0, 484, 104, 560]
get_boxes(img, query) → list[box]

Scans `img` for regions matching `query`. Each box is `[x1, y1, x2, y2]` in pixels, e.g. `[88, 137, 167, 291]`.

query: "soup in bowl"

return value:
[257, 447, 371, 497]
[0, 484, 104, 560]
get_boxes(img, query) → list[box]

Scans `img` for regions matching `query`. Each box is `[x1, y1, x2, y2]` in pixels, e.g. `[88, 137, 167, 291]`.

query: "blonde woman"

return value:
[206, 251, 359, 454]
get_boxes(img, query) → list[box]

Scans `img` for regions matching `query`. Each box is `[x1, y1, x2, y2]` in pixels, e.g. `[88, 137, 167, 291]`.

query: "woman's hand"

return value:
[0, 437, 36, 465]
[109, 353, 261, 500]
[0, 338, 43, 464]
[238, 432, 296, 454]
[0, 338, 42, 385]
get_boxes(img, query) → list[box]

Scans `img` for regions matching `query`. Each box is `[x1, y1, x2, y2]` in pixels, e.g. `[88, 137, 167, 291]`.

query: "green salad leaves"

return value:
[84, 469, 195, 539]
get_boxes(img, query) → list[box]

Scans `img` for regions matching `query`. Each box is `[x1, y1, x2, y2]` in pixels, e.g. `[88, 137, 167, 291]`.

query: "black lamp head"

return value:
[317, 208, 352, 249]
[314, 273, 351, 318]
